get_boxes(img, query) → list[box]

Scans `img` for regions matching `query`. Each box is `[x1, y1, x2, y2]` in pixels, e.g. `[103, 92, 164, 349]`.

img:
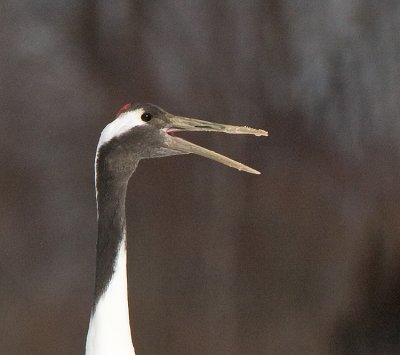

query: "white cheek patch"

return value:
[98, 109, 146, 148]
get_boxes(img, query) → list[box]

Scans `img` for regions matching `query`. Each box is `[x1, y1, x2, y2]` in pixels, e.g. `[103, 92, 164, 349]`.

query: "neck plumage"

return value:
[86, 167, 136, 355]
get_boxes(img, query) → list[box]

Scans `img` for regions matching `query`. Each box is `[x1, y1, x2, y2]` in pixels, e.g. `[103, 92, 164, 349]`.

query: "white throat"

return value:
[86, 235, 136, 355]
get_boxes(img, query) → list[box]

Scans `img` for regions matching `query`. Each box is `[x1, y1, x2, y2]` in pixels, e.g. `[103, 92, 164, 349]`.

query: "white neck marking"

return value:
[98, 108, 146, 148]
[86, 236, 136, 355]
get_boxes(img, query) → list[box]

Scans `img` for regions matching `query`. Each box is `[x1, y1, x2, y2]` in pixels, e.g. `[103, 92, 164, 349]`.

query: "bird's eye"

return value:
[141, 112, 152, 122]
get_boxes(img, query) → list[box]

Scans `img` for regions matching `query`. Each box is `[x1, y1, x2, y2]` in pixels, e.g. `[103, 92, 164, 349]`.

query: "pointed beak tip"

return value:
[242, 167, 262, 175]
[246, 128, 268, 137]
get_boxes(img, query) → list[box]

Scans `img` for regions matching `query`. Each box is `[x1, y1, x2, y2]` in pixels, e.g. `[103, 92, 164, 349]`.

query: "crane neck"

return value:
[95, 178, 129, 302]
[86, 156, 136, 355]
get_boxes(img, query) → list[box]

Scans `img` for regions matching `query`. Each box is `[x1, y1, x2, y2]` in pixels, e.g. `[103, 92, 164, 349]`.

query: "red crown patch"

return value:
[115, 103, 132, 118]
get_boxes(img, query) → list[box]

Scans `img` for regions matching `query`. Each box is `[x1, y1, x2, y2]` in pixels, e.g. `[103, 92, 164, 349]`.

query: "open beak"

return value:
[163, 115, 268, 174]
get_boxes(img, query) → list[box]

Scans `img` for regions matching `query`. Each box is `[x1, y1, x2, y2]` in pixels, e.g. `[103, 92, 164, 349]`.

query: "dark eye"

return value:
[141, 112, 152, 122]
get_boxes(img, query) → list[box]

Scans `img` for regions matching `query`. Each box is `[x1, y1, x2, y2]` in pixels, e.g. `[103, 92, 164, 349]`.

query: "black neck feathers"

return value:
[94, 176, 128, 305]
[93, 143, 139, 306]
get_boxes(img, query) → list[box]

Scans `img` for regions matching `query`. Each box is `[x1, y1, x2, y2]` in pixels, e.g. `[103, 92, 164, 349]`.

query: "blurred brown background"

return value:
[1, 1, 400, 354]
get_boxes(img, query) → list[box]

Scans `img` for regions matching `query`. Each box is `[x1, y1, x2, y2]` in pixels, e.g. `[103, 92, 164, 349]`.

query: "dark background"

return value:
[1, 1, 400, 354]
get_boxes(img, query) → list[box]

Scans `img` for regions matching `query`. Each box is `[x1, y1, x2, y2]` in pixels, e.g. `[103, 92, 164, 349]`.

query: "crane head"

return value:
[97, 103, 268, 176]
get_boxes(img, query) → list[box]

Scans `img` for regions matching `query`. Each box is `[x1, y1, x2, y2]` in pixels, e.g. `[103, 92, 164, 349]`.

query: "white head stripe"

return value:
[97, 109, 146, 149]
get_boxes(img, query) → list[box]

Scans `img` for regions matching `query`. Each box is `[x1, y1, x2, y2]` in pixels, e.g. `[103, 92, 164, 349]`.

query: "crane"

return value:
[85, 103, 268, 355]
